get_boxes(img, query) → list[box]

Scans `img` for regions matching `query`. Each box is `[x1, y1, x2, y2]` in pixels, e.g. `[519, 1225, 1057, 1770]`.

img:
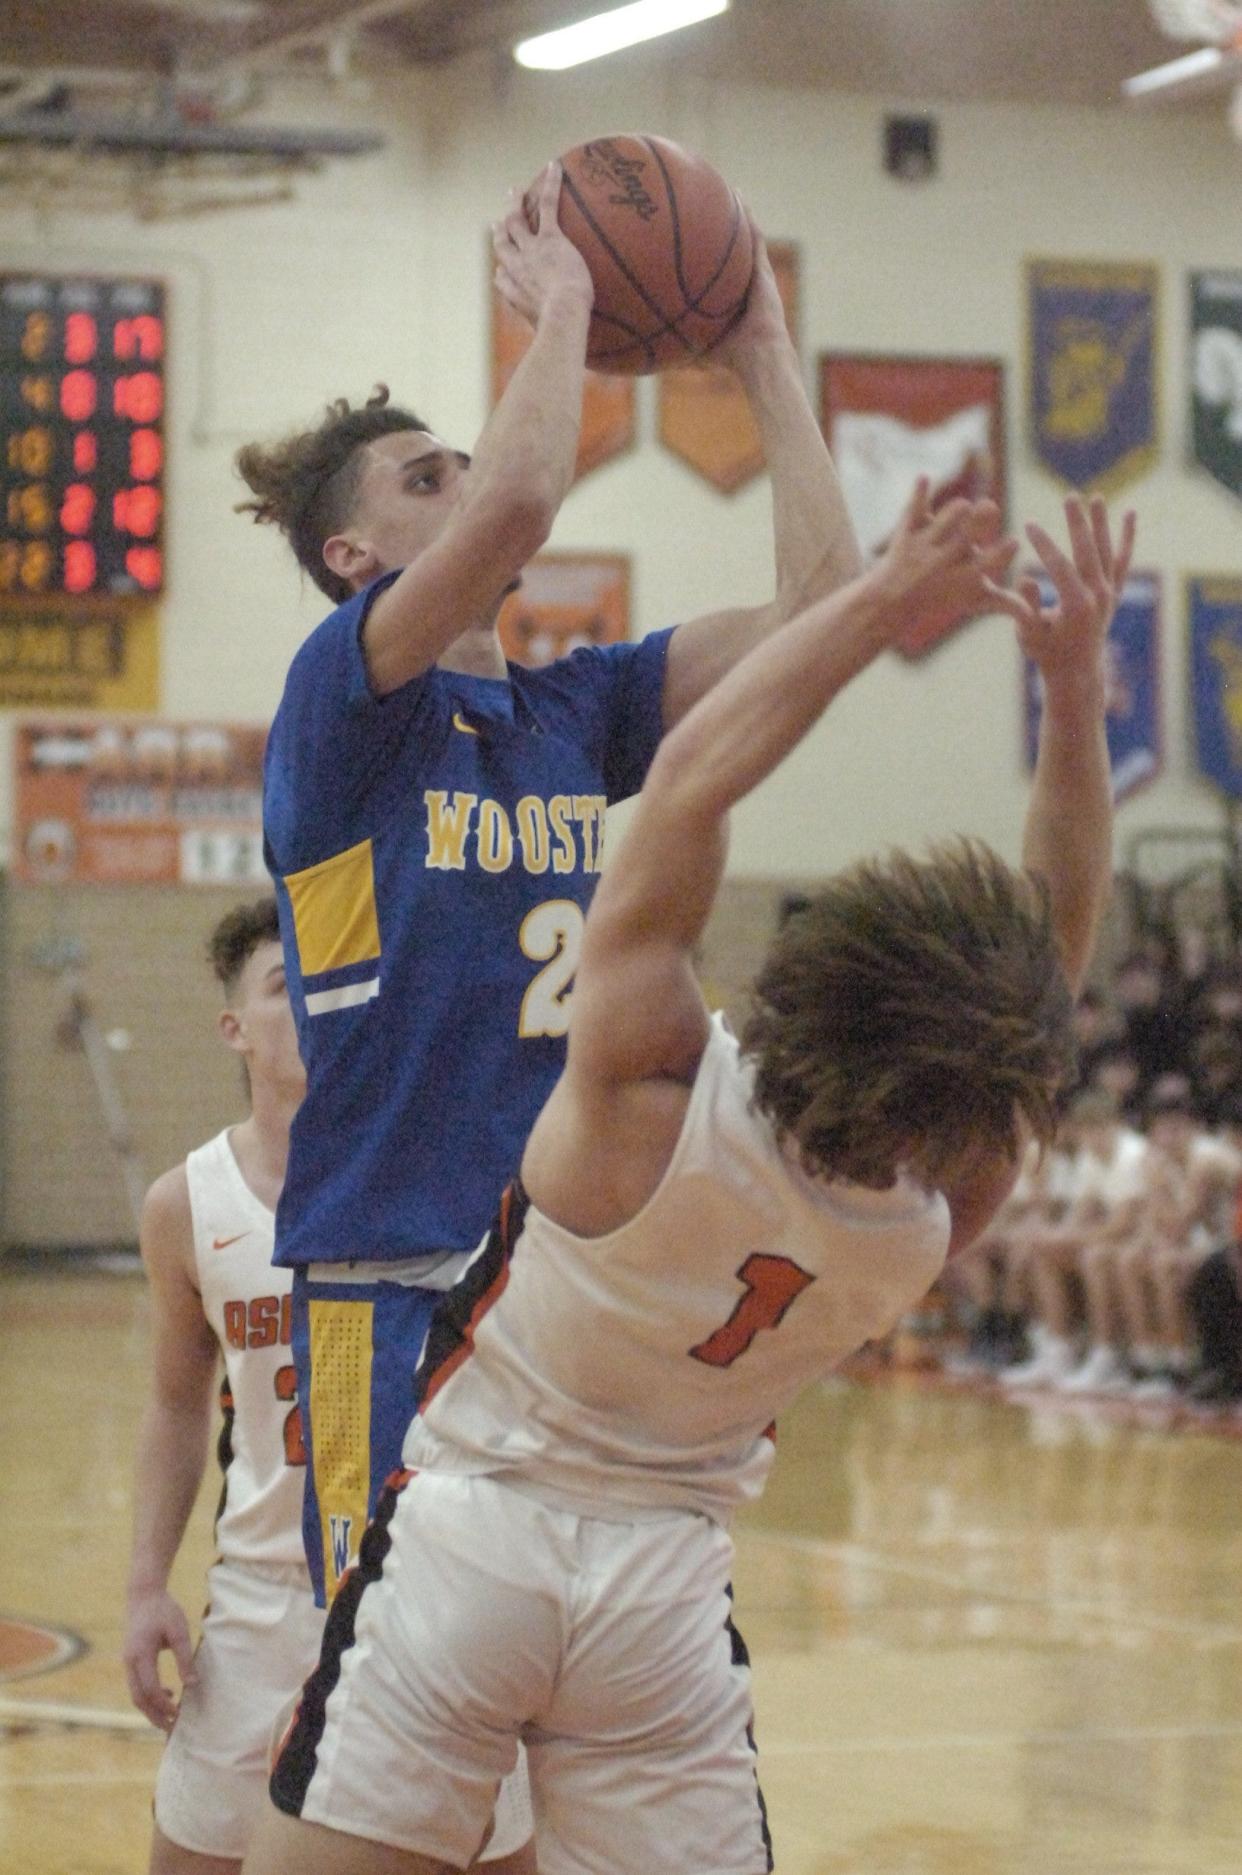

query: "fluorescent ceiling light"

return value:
[515, 0, 729, 72]
[1122, 46, 1226, 99]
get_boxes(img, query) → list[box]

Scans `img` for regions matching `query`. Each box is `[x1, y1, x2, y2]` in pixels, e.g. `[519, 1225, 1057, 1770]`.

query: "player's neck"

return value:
[436, 621, 508, 680]
[230, 1091, 295, 1211]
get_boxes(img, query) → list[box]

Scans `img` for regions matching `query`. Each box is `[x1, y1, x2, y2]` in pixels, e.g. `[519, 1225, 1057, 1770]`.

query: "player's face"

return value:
[351, 429, 471, 571]
[230, 939, 305, 1098]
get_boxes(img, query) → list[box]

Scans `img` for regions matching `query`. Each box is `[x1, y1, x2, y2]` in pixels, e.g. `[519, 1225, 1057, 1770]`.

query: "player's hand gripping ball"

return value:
[526, 135, 755, 374]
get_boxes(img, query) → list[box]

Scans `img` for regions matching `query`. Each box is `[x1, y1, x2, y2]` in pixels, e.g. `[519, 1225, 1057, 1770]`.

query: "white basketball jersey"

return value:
[407, 1015, 951, 1523]
[186, 1130, 306, 1569]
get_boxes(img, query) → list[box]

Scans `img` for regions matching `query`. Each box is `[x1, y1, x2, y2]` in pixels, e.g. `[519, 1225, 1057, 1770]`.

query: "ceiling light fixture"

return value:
[514, 0, 729, 73]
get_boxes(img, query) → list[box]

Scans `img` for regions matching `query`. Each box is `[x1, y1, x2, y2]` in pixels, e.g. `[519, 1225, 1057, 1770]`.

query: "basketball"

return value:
[526, 135, 755, 375]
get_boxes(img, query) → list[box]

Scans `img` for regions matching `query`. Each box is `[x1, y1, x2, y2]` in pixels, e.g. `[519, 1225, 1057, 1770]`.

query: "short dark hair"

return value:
[742, 840, 1076, 1192]
[208, 897, 281, 997]
[235, 385, 431, 604]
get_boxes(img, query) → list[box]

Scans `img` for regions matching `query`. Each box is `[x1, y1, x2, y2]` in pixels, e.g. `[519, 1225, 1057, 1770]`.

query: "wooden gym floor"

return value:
[3, 1261, 1242, 1875]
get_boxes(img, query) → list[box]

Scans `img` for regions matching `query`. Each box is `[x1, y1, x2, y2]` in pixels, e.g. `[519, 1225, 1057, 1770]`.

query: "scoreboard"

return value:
[0, 274, 165, 601]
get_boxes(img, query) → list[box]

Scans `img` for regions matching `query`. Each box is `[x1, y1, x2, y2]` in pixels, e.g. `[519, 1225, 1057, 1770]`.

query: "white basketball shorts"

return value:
[154, 1558, 326, 1860]
[270, 1468, 772, 1875]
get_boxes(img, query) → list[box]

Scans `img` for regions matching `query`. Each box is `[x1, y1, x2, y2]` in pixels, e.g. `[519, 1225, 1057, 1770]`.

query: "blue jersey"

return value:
[264, 571, 671, 1267]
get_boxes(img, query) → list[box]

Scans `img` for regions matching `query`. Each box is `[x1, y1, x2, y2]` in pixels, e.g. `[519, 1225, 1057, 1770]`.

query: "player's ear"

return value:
[323, 532, 380, 589]
[218, 1007, 245, 1053]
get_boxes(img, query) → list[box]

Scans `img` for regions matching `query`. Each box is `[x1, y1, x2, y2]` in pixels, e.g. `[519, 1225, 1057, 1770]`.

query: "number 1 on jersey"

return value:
[690, 1253, 815, 1367]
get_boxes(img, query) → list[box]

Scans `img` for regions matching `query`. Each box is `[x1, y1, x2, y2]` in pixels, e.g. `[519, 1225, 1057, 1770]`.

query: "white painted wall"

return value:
[0, 54, 1238, 881]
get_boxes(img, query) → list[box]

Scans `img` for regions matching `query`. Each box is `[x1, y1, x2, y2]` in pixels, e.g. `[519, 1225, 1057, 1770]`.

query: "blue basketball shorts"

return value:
[289, 1257, 468, 1606]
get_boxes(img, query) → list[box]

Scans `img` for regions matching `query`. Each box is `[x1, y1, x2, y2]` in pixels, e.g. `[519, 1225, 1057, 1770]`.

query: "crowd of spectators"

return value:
[940, 925, 1242, 1407]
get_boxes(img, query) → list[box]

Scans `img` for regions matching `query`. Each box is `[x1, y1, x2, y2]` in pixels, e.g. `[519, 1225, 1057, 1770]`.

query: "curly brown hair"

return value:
[742, 840, 1076, 1192]
[208, 896, 281, 997]
[235, 385, 430, 604]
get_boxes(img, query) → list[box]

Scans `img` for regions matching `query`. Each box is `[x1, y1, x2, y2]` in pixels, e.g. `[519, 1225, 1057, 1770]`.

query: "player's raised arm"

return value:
[123, 1168, 219, 1731]
[358, 165, 594, 694]
[659, 234, 865, 729]
[566, 487, 1015, 1085]
[986, 494, 1136, 995]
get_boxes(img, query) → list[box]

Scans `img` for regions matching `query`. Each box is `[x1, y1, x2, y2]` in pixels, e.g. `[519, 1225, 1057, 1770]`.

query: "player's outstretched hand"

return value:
[492, 161, 594, 329]
[123, 1587, 197, 1731]
[869, 478, 1017, 633]
[983, 494, 1137, 688]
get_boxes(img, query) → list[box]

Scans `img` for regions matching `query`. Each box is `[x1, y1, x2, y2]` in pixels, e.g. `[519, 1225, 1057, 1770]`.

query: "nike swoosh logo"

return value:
[212, 1233, 248, 1250]
[452, 711, 480, 736]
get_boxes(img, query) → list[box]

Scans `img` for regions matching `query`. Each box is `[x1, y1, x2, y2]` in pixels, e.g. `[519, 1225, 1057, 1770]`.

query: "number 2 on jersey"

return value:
[274, 1363, 307, 1466]
[518, 900, 584, 1039]
[690, 1253, 815, 1367]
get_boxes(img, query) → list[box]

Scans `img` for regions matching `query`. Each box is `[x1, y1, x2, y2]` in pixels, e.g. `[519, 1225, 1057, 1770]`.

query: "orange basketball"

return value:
[527, 135, 754, 375]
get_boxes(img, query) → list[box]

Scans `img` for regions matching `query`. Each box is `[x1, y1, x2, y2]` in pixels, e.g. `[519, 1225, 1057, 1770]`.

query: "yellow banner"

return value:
[0, 601, 158, 711]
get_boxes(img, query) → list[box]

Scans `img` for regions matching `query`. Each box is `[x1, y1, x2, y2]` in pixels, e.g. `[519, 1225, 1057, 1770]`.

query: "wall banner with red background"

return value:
[497, 553, 630, 668]
[491, 246, 635, 481]
[819, 352, 1006, 658]
[14, 718, 267, 885]
[658, 242, 800, 494]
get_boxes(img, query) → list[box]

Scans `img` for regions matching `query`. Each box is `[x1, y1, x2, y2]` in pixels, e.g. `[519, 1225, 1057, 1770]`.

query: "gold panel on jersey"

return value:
[308, 1299, 373, 1600]
[284, 838, 381, 977]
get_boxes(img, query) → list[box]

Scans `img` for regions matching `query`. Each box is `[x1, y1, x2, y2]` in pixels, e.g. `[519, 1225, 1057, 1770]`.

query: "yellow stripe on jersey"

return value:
[285, 838, 381, 977]
[309, 1299, 374, 1600]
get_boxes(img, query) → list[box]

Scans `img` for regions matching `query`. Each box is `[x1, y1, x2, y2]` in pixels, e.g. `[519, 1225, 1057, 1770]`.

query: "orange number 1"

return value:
[689, 1253, 814, 1368]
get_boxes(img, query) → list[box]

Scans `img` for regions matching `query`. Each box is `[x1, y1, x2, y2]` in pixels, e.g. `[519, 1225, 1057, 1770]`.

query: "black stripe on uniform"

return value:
[269, 1467, 413, 1818]
[725, 1587, 774, 1872]
[413, 1178, 530, 1412]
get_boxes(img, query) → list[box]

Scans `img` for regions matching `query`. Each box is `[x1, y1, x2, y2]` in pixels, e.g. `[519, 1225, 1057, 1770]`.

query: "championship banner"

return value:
[657, 241, 800, 493]
[819, 352, 1006, 658]
[490, 249, 634, 481]
[1027, 259, 1158, 494]
[497, 552, 630, 668]
[0, 599, 158, 710]
[1022, 571, 1161, 802]
[1191, 272, 1242, 502]
[1189, 576, 1242, 797]
[13, 717, 267, 884]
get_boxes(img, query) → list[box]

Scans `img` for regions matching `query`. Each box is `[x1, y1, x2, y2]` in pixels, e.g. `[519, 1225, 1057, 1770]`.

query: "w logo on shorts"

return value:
[329, 1515, 354, 1582]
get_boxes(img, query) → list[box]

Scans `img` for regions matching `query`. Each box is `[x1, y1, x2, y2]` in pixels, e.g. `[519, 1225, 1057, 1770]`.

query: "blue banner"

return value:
[1023, 572, 1161, 802]
[1190, 576, 1242, 798]
[1028, 260, 1158, 494]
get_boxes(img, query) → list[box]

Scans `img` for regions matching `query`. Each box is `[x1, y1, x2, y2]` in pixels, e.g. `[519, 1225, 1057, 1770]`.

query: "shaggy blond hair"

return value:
[742, 840, 1075, 1191]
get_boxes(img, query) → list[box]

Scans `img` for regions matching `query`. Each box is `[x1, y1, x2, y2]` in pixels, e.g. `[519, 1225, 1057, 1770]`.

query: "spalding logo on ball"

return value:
[526, 135, 755, 375]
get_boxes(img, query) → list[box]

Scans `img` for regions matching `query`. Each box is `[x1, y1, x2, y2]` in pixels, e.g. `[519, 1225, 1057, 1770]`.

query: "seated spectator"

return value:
[1083, 1039, 1145, 1126]
[1189, 1025, 1242, 1127]
[943, 1127, 1075, 1372]
[1112, 1092, 1242, 1394]
[1113, 950, 1194, 1093]
[1001, 1089, 1149, 1392]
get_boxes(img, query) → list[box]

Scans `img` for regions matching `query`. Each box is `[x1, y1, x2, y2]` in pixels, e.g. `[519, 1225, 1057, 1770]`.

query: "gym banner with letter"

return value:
[13, 716, 267, 884]
[1027, 259, 1158, 494]
[818, 352, 1006, 659]
[1191, 272, 1242, 503]
[497, 553, 630, 668]
[1022, 571, 1161, 802]
[490, 244, 634, 481]
[1189, 576, 1242, 798]
[657, 241, 800, 493]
